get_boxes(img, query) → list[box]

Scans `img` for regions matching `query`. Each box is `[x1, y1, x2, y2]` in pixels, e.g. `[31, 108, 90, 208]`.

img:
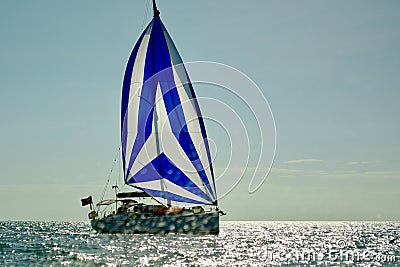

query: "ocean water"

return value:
[1, 221, 399, 266]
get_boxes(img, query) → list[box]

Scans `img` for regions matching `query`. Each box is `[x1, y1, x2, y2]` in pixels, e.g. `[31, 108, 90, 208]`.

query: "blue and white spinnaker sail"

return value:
[121, 15, 217, 205]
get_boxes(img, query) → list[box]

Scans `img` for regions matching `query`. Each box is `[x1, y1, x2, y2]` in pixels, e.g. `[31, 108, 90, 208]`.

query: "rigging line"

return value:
[97, 148, 120, 211]
[141, 0, 151, 29]
[117, 147, 121, 188]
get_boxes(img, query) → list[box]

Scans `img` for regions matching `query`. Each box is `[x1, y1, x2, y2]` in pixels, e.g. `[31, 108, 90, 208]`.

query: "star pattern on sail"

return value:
[120, 17, 217, 205]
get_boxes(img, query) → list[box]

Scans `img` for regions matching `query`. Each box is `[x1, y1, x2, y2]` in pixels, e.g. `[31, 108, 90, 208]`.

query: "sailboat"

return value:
[81, 0, 224, 234]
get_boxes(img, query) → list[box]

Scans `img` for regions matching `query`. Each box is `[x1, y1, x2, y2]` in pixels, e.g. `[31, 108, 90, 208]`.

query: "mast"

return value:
[152, 0, 160, 17]
[154, 103, 171, 207]
[153, 106, 163, 197]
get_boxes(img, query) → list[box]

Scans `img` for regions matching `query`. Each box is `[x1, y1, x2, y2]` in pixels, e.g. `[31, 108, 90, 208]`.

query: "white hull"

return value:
[91, 211, 219, 234]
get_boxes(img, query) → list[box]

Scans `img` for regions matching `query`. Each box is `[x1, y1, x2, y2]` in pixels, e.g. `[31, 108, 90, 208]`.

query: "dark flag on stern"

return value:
[81, 196, 93, 206]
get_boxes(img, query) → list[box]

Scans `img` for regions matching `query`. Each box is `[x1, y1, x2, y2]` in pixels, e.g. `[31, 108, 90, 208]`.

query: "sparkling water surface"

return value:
[1, 221, 399, 266]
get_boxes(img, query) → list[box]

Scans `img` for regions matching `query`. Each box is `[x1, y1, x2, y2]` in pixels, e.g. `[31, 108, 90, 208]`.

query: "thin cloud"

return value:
[271, 167, 304, 174]
[348, 161, 370, 165]
[284, 159, 323, 164]
[310, 170, 400, 178]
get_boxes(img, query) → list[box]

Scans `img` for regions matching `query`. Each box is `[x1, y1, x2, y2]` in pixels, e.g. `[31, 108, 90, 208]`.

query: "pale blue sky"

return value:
[1, 0, 399, 221]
